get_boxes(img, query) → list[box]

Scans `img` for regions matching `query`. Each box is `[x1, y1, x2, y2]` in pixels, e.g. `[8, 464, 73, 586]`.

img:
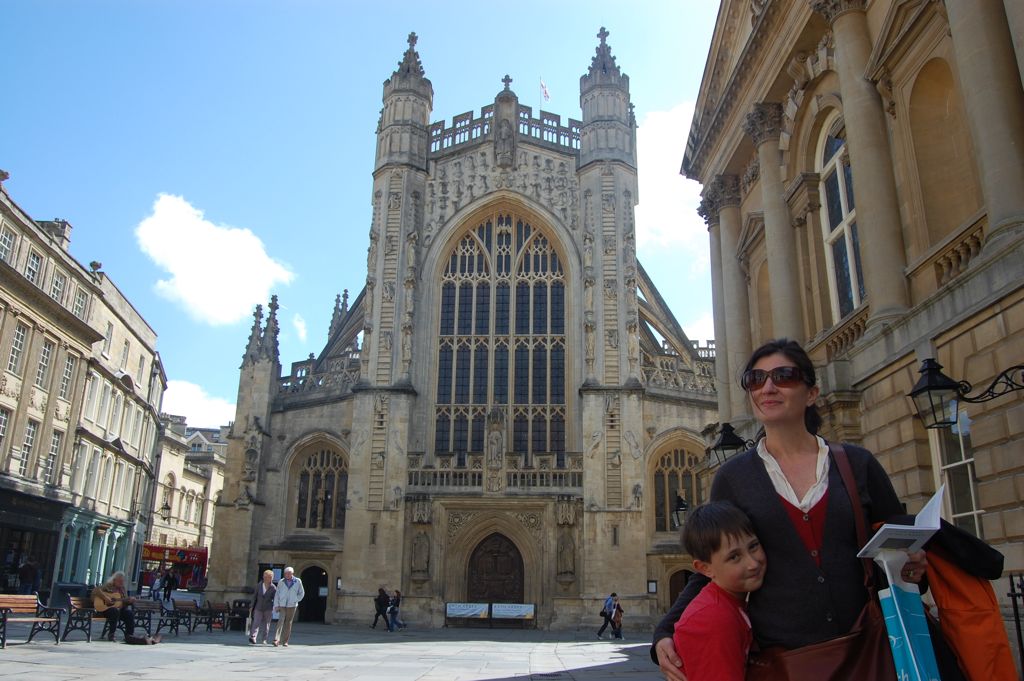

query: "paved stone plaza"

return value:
[0, 622, 663, 680]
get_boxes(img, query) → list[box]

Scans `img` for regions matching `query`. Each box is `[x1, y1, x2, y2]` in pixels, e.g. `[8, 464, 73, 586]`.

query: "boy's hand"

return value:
[655, 637, 688, 681]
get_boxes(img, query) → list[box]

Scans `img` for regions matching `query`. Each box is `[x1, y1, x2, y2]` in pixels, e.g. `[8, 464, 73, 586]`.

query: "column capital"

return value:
[707, 174, 741, 208]
[809, 0, 866, 25]
[742, 102, 784, 146]
[698, 197, 721, 228]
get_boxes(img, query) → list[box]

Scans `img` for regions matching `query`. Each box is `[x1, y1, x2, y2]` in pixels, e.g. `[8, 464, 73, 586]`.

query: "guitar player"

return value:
[94, 571, 136, 641]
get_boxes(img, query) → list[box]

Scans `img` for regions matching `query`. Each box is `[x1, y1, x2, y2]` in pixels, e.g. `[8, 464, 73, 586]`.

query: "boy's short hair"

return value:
[682, 501, 756, 562]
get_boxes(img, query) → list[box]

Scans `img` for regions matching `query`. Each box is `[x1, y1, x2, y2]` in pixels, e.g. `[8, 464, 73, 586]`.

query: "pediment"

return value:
[865, 0, 945, 80]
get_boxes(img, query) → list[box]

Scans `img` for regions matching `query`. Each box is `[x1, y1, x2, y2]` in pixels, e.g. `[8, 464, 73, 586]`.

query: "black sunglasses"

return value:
[741, 366, 806, 391]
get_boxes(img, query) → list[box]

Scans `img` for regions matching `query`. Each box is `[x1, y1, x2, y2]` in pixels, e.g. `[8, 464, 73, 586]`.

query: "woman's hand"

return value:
[900, 550, 928, 584]
[655, 637, 688, 681]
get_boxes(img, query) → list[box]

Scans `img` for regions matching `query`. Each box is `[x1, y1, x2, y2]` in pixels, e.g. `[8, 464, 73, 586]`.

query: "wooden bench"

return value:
[132, 600, 179, 636]
[226, 599, 251, 633]
[171, 599, 199, 633]
[0, 594, 63, 649]
[201, 602, 230, 632]
[61, 596, 94, 642]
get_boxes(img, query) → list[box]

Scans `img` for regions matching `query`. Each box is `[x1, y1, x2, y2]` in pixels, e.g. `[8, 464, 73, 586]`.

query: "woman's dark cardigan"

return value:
[651, 443, 903, 660]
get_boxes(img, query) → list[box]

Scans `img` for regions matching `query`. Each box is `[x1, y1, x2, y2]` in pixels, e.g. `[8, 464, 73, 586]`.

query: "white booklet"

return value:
[856, 485, 945, 559]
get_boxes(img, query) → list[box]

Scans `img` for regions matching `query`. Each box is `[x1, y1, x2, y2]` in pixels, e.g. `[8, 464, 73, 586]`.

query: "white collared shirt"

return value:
[757, 435, 830, 512]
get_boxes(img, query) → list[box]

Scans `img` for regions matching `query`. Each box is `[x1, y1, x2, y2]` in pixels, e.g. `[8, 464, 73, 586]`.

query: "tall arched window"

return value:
[817, 113, 865, 321]
[653, 446, 704, 532]
[435, 211, 567, 461]
[295, 448, 348, 529]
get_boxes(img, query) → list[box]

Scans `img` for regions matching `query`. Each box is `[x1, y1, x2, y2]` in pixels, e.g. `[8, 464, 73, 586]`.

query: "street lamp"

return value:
[707, 422, 754, 469]
[160, 500, 172, 522]
[909, 359, 1024, 429]
[671, 495, 689, 529]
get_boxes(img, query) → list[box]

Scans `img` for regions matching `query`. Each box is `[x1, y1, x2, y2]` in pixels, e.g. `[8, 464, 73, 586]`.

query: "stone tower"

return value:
[207, 29, 717, 628]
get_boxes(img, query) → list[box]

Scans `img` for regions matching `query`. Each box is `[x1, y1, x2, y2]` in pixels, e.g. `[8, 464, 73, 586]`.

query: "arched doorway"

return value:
[669, 569, 693, 606]
[298, 566, 327, 623]
[467, 533, 524, 603]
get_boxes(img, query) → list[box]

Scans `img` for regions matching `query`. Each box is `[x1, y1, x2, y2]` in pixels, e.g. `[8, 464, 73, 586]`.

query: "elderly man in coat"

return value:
[272, 566, 304, 647]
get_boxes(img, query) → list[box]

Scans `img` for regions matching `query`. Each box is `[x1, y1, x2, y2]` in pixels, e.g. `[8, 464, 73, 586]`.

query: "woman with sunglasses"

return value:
[651, 338, 927, 681]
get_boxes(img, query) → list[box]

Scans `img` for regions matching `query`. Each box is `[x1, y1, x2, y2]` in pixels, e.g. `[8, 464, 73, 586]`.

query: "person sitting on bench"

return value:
[94, 571, 136, 641]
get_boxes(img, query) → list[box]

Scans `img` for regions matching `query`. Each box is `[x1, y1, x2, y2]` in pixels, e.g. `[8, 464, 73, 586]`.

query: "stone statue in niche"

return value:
[557, 530, 575, 576]
[388, 192, 402, 210]
[584, 276, 595, 313]
[587, 431, 603, 459]
[242, 449, 258, 482]
[383, 281, 395, 303]
[487, 429, 504, 469]
[496, 119, 514, 168]
[584, 319, 595, 367]
[625, 430, 642, 460]
[602, 192, 615, 213]
[381, 331, 392, 351]
[411, 532, 430, 573]
[606, 329, 619, 349]
[627, 321, 640, 375]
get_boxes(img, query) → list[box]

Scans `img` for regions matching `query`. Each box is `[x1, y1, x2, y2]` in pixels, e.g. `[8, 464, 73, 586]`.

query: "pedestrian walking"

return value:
[371, 587, 390, 629]
[272, 566, 304, 647]
[249, 569, 277, 645]
[387, 589, 406, 630]
[597, 592, 617, 639]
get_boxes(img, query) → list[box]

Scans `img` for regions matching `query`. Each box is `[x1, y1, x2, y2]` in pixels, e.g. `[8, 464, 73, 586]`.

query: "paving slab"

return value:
[0, 622, 663, 680]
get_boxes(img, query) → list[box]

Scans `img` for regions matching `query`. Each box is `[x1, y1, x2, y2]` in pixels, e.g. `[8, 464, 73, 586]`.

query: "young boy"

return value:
[673, 501, 766, 681]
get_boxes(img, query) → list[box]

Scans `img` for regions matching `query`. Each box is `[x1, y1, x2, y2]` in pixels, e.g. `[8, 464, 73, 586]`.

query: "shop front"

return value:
[0, 489, 68, 599]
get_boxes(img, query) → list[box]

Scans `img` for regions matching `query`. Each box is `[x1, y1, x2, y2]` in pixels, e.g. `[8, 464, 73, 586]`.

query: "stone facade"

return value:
[206, 31, 719, 628]
[686, 0, 1024, 648]
[0, 174, 164, 597]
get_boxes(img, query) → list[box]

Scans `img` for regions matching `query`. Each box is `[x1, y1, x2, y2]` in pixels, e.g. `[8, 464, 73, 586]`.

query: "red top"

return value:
[674, 581, 752, 681]
[779, 491, 829, 567]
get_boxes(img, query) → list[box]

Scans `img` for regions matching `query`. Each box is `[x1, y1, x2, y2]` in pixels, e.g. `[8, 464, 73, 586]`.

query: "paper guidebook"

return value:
[857, 485, 944, 559]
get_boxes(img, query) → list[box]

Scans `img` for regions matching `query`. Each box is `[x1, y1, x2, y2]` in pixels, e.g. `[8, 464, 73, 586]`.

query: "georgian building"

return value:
[0, 172, 164, 597]
[207, 31, 719, 627]
[686, 0, 1023, 628]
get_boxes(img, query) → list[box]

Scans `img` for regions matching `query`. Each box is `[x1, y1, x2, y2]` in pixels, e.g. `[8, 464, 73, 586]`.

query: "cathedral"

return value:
[206, 30, 718, 629]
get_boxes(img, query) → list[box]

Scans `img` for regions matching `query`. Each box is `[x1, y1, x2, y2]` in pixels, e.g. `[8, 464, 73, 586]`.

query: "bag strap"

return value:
[829, 443, 875, 591]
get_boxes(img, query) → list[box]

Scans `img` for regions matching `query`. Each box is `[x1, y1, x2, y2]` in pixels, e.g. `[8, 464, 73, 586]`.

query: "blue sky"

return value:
[3, 0, 719, 427]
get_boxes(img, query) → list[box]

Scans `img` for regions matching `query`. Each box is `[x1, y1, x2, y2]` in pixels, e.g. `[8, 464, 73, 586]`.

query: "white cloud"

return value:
[634, 101, 708, 266]
[292, 313, 307, 343]
[162, 380, 236, 428]
[682, 312, 716, 345]
[135, 194, 294, 326]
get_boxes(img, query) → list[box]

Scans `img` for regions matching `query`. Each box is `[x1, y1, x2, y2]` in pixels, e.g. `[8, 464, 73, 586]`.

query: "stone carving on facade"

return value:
[405, 231, 419, 282]
[556, 496, 578, 526]
[608, 449, 622, 468]
[382, 281, 395, 303]
[388, 191, 402, 211]
[743, 102, 784, 146]
[381, 331, 392, 352]
[385, 234, 396, 256]
[557, 529, 575, 576]
[234, 484, 255, 508]
[401, 322, 413, 373]
[583, 276, 595, 315]
[624, 430, 642, 460]
[372, 451, 387, 469]
[391, 485, 403, 510]
[447, 510, 478, 539]
[587, 431, 603, 459]
[810, 0, 866, 25]
[603, 279, 617, 300]
[741, 156, 760, 197]
[627, 321, 640, 376]
[411, 531, 430, 574]
[632, 483, 643, 508]
[606, 329, 619, 349]
[486, 471, 503, 492]
[601, 192, 615, 214]
[496, 118, 515, 169]
[486, 429, 504, 470]
[514, 512, 543, 542]
[411, 496, 432, 524]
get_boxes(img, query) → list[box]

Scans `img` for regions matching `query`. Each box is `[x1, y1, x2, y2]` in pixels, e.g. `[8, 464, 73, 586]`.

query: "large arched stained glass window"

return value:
[653, 447, 704, 532]
[295, 448, 348, 529]
[435, 212, 566, 463]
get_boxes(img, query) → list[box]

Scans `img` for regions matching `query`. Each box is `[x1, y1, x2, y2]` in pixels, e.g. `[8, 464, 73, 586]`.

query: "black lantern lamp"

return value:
[909, 359, 1024, 429]
[671, 495, 689, 529]
[160, 500, 172, 522]
[707, 422, 754, 468]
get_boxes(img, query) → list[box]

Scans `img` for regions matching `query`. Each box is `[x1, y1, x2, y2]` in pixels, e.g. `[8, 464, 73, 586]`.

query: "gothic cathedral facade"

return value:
[206, 31, 718, 628]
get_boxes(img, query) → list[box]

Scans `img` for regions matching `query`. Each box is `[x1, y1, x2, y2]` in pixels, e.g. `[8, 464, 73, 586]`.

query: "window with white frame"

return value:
[938, 409, 983, 537]
[122, 407, 135, 448]
[0, 225, 16, 263]
[7, 323, 28, 375]
[25, 250, 42, 285]
[132, 406, 143, 445]
[20, 420, 39, 477]
[816, 113, 865, 321]
[97, 382, 111, 426]
[34, 340, 54, 389]
[193, 497, 203, 524]
[136, 355, 145, 385]
[85, 446, 101, 498]
[0, 409, 9, 454]
[108, 393, 123, 437]
[58, 356, 76, 400]
[120, 340, 130, 370]
[99, 456, 113, 502]
[72, 289, 88, 319]
[102, 322, 113, 356]
[112, 461, 125, 509]
[50, 270, 67, 304]
[44, 430, 63, 485]
[83, 373, 99, 420]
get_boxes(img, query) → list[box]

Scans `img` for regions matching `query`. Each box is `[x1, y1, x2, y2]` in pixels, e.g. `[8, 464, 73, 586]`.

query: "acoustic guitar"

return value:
[93, 589, 130, 613]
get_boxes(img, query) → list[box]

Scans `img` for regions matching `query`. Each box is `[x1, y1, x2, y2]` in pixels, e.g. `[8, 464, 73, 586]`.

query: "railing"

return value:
[407, 469, 483, 489]
[641, 354, 716, 396]
[277, 355, 361, 397]
[905, 211, 987, 291]
[820, 305, 869, 360]
[406, 452, 583, 492]
[506, 469, 582, 491]
[428, 104, 580, 156]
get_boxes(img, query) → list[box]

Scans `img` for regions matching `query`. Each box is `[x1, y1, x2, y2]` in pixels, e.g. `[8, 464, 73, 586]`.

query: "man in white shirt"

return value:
[273, 566, 305, 647]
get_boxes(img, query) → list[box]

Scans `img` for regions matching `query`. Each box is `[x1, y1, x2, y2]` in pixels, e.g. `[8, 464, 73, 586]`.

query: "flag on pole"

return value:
[540, 78, 550, 101]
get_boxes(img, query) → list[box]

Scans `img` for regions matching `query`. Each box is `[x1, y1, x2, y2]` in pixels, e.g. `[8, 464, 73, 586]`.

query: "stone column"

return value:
[699, 196, 731, 422]
[710, 175, 752, 420]
[743, 103, 803, 341]
[812, 0, 909, 326]
[946, 0, 1024, 250]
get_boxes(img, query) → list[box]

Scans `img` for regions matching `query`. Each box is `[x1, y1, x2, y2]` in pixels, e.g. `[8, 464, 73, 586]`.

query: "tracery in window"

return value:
[434, 212, 567, 463]
[653, 447, 704, 532]
[295, 448, 348, 530]
[817, 113, 865, 321]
